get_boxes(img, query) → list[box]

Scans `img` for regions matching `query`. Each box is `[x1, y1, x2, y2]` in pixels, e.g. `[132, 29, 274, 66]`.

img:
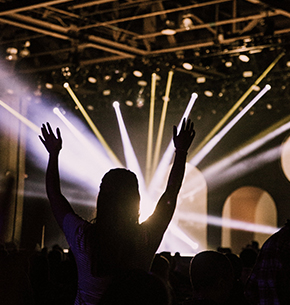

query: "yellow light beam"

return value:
[0, 99, 39, 133]
[145, 73, 157, 185]
[64, 83, 123, 167]
[152, 70, 174, 175]
[189, 51, 285, 161]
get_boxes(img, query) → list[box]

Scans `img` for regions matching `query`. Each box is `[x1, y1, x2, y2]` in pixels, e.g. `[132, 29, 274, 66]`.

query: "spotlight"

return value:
[136, 96, 145, 108]
[125, 100, 134, 107]
[225, 61, 232, 67]
[136, 86, 145, 108]
[20, 47, 30, 57]
[161, 20, 176, 35]
[88, 76, 97, 83]
[117, 72, 127, 82]
[63, 82, 69, 88]
[204, 90, 213, 97]
[239, 54, 250, 62]
[138, 80, 147, 86]
[183, 62, 193, 70]
[243, 71, 253, 78]
[252, 85, 260, 91]
[45, 83, 53, 89]
[6, 47, 18, 55]
[6, 47, 18, 61]
[196, 77, 206, 83]
[181, 14, 194, 30]
[103, 89, 111, 96]
[133, 70, 143, 78]
[62, 66, 71, 78]
[112, 101, 120, 108]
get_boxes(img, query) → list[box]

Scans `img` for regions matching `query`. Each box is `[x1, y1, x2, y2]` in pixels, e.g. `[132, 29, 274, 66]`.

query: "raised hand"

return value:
[39, 122, 62, 155]
[173, 118, 195, 153]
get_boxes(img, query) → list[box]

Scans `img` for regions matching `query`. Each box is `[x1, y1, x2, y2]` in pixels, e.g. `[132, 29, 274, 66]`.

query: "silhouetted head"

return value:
[190, 251, 234, 303]
[99, 269, 171, 305]
[96, 168, 140, 225]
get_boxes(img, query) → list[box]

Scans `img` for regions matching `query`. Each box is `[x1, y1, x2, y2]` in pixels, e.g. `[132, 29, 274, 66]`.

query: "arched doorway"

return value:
[281, 135, 290, 182]
[222, 186, 277, 254]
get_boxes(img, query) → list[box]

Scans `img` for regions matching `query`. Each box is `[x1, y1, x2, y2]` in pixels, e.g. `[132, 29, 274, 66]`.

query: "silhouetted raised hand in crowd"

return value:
[39, 118, 195, 305]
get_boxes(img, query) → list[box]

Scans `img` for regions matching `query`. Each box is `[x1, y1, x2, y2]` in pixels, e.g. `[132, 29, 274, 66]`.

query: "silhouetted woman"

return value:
[39, 118, 195, 305]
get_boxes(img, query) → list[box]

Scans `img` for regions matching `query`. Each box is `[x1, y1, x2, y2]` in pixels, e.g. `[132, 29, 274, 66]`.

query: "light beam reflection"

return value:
[178, 211, 279, 235]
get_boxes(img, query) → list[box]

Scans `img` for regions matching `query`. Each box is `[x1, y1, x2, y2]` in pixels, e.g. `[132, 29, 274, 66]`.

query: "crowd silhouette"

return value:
[0, 118, 288, 304]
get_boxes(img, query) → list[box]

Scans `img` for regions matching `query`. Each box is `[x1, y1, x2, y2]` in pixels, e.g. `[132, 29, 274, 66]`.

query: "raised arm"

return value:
[39, 123, 74, 228]
[147, 118, 195, 230]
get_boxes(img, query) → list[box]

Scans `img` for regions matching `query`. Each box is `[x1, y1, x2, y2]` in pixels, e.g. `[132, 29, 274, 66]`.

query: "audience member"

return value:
[244, 220, 290, 305]
[98, 269, 171, 305]
[151, 254, 177, 304]
[0, 244, 34, 305]
[39, 118, 195, 304]
[184, 250, 234, 305]
[226, 253, 250, 305]
[239, 247, 258, 286]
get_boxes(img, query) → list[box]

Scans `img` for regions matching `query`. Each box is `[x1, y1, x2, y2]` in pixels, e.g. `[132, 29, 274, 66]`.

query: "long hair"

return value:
[87, 168, 141, 277]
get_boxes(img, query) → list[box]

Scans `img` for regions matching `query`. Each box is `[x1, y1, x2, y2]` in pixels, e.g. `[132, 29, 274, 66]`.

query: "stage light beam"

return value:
[149, 92, 198, 196]
[189, 52, 285, 161]
[146, 73, 157, 185]
[0, 99, 39, 133]
[152, 70, 174, 175]
[64, 82, 122, 167]
[190, 84, 271, 166]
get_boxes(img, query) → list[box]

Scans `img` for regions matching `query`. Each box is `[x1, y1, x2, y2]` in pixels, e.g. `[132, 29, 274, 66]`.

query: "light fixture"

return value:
[183, 62, 193, 70]
[133, 70, 143, 77]
[161, 20, 176, 35]
[138, 80, 147, 86]
[61, 66, 71, 78]
[239, 54, 250, 62]
[117, 72, 127, 82]
[204, 90, 213, 97]
[136, 86, 145, 108]
[103, 89, 111, 96]
[196, 76, 206, 83]
[88, 76, 97, 83]
[125, 100, 134, 107]
[45, 83, 53, 89]
[6, 47, 18, 61]
[112, 101, 120, 108]
[20, 47, 30, 57]
[181, 14, 194, 30]
[136, 96, 145, 108]
[225, 61, 232, 67]
[6, 47, 18, 55]
[243, 71, 253, 78]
